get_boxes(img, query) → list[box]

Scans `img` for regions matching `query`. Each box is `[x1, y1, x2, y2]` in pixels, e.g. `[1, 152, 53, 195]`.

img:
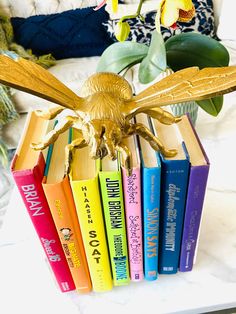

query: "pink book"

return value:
[121, 136, 143, 281]
[11, 111, 75, 292]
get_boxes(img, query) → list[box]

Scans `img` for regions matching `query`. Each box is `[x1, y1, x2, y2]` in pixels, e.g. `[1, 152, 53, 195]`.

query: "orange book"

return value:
[42, 128, 92, 293]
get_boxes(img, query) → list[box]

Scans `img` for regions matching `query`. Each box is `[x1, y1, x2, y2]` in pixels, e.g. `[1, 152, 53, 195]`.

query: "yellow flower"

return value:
[160, 0, 195, 27]
[115, 21, 130, 42]
[94, 0, 118, 13]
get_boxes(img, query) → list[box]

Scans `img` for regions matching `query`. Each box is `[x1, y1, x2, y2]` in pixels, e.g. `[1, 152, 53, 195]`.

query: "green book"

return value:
[98, 156, 130, 286]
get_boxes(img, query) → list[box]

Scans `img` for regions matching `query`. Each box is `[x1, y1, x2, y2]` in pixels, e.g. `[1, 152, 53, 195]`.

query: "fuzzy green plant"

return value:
[0, 138, 8, 168]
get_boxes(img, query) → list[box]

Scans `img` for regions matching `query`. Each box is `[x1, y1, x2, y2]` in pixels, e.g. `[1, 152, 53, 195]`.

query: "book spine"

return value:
[99, 171, 130, 286]
[71, 177, 113, 292]
[11, 155, 75, 292]
[179, 165, 209, 271]
[122, 167, 143, 281]
[158, 159, 190, 274]
[43, 175, 92, 293]
[142, 167, 161, 281]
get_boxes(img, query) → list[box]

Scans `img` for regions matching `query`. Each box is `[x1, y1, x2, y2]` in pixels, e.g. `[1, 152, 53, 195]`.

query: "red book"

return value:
[11, 111, 75, 292]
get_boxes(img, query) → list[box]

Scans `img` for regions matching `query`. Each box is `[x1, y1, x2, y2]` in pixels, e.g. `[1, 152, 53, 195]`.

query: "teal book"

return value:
[136, 113, 161, 281]
[151, 115, 190, 274]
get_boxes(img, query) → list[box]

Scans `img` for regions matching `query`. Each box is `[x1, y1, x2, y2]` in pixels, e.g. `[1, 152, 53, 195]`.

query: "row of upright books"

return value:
[11, 109, 209, 294]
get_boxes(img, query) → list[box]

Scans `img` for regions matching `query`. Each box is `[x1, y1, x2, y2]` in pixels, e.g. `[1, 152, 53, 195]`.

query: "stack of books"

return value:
[11, 110, 210, 293]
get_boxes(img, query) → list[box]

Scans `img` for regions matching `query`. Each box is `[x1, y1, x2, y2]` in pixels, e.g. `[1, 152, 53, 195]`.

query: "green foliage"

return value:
[165, 32, 229, 70]
[96, 41, 148, 74]
[138, 31, 167, 84]
[97, 32, 230, 116]
[197, 96, 223, 117]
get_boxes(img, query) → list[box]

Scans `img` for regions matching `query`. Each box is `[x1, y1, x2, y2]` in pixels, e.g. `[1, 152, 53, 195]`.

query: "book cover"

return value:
[121, 135, 143, 282]
[11, 111, 75, 292]
[69, 131, 113, 292]
[42, 128, 92, 293]
[177, 115, 210, 272]
[98, 156, 130, 286]
[136, 113, 161, 281]
[151, 115, 190, 274]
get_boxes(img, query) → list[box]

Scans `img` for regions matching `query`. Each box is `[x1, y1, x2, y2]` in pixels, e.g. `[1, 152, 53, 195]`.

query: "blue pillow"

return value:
[104, 0, 216, 45]
[11, 7, 113, 59]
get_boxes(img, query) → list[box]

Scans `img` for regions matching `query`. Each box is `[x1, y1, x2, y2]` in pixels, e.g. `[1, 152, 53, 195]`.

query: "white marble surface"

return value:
[0, 99, 236, 314]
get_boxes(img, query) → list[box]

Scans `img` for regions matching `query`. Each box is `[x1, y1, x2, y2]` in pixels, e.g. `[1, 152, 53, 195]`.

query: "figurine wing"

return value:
[123, 66, 236, 117]
[0, 54, 83, 109]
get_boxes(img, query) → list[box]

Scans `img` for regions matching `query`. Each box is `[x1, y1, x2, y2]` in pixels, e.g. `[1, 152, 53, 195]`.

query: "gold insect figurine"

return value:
[0, 52, 236, 175]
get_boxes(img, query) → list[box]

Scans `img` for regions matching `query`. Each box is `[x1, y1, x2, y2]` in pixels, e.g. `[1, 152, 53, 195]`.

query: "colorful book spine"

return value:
[99, 167, 130, 286]
[142, 162, 161, 281]
[122, 167, 143, 281]
[42, 175, 92, 293]
[179, 166, 209, 271]
[158, 154, 190, 274]
[135, 112, 161, 281]
[11, 153, 75, 292]
[178, 115, 210, 272]
[70, 175, 113, 292]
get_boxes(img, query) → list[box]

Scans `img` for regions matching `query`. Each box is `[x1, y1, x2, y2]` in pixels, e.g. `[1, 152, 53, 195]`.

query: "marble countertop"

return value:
[0, 95, 236, 314]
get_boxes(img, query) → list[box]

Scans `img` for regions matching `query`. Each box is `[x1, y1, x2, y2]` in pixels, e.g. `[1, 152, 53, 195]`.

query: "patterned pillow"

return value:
[11, 6, 113, 60]
[104, 0, 216, 45]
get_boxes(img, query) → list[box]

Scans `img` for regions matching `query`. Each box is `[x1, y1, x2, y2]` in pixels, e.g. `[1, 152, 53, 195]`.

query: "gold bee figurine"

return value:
[0, 52, 236, 175]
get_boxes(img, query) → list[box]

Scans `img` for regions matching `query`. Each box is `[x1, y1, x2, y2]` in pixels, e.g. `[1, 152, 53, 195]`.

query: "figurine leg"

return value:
[64, 134, 87, 175]
[102, 121, 122, 160]
[116, 142, 132, 176]
[35, 105, 64, 120]
[85, 120, 104, 159]
[143, 108, 182, 125]
[132, 123, 177, 157]
[31, 116, 78, 150]
[87, 120, 122, 160]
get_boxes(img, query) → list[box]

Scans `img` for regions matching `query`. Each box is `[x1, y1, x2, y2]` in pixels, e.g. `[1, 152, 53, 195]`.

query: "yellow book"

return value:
[69, 131, 113, 292]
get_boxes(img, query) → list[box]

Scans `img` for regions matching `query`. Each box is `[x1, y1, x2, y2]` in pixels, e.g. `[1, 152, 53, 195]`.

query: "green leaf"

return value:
[139, 31, 167, 84]
[165, 32, 230, 71]
[196, 96, 223, 117]
[96, 41, 148, 74]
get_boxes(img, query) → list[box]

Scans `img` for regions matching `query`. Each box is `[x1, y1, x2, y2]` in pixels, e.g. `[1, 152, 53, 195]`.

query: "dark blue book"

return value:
[136, 113, 161, 281]
[151, 116, 190, 274]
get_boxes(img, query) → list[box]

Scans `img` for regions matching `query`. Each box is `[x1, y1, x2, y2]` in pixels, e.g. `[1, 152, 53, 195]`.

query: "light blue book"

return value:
[136, 113, 161, 281]
[151, 115, 190, 275]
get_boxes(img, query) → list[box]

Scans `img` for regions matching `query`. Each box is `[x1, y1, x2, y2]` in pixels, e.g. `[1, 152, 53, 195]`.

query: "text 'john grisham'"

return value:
[106, 178, 129, 282]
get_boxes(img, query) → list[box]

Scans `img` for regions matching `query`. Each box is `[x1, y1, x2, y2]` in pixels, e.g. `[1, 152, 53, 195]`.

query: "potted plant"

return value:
[96, 0, 229, 124]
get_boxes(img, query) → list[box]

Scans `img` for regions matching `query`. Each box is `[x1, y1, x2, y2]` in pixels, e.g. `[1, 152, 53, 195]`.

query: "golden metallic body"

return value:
[0, 54, 236, 175]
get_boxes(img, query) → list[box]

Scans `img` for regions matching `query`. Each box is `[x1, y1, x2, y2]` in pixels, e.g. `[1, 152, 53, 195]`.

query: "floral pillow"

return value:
[104, 0, 216, 45]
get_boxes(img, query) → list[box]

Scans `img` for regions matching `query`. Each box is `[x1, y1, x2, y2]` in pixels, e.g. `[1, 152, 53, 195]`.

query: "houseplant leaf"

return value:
[196, 96, 223, 117]
[165, 33, 229, 115]
[96, 41, 148, 74]
[138, 31, 167, 84]
[165, 32, 229, 70]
